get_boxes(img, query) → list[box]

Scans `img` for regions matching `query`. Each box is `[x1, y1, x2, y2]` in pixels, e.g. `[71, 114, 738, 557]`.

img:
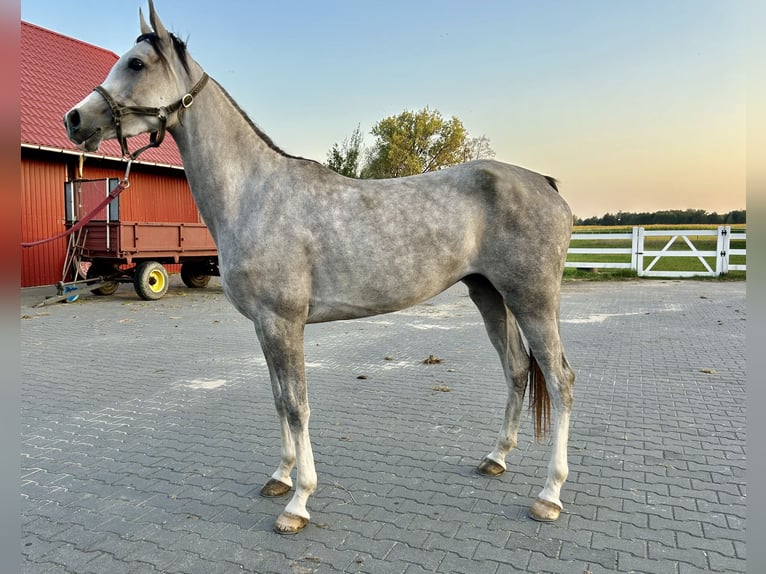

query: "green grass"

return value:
[563, 268, 639, 281]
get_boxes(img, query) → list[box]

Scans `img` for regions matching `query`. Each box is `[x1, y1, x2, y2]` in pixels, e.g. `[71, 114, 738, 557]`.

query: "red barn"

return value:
[21, 21, 210, 289]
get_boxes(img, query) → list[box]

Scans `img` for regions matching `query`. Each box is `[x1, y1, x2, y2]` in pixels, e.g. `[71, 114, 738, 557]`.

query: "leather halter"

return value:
[93, 72, 209, 160]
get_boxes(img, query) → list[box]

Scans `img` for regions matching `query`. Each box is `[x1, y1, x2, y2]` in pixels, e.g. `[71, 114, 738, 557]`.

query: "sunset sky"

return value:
[21, 0, 746, 218]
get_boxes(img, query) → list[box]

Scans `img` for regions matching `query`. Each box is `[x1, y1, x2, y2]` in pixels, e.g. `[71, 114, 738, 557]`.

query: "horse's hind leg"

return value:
[513, 305, 575, 522]
[463, 276, 530, 476]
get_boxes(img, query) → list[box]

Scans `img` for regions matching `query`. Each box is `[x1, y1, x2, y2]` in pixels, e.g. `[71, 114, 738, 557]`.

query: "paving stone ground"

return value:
[20, 278, 746, 573]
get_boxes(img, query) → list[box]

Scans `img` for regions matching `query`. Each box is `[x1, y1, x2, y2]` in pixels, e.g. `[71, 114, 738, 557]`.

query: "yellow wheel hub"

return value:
[148, 269, 166, 292]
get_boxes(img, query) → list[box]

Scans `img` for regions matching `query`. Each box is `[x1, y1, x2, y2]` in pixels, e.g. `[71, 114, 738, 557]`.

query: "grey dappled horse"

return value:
[64, 1, 575, 534]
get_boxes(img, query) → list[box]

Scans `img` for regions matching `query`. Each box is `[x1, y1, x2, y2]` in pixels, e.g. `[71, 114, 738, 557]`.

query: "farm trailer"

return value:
[41, 178, 219, 305]
[73, 220, 219, 300]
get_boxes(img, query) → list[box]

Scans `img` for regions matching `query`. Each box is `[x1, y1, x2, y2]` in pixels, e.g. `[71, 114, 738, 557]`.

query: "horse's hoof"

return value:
[260, 478, 292, 498]
[273, 512, 309, 535]
[476, 457, 506, 477]
[528, 497, 562, 522]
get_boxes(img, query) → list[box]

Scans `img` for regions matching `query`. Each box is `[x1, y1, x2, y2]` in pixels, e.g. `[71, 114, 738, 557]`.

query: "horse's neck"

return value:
[168, 74, 285, 235]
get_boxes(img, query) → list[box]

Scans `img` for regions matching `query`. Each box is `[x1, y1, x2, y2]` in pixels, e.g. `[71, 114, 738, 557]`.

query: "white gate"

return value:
[566, 226, 746, 278]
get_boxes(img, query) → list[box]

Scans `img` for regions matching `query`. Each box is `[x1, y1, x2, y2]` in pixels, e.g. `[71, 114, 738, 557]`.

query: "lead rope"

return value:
[21, 160, 133, 248]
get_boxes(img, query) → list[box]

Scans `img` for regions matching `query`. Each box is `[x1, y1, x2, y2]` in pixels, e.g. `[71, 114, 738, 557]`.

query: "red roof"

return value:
[21, 21, 183, 168]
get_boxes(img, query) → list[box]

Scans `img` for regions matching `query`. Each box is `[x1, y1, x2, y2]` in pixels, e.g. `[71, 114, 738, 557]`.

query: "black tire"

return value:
[86, 264, 119, 296]
[133, 261, 169, 301]
[181, 262, 211, 288]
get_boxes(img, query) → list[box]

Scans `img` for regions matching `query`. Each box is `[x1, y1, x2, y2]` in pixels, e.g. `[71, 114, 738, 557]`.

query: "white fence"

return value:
[566, 226, 746, 277]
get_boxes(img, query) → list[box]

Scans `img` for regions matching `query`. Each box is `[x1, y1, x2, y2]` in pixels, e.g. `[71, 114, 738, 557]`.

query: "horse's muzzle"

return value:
[64, 109, 84, 142]
[64, 108, 102, 151]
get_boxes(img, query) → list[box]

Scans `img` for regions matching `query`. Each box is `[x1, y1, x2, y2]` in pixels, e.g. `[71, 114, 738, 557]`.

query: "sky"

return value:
[20, 0, 747, 218]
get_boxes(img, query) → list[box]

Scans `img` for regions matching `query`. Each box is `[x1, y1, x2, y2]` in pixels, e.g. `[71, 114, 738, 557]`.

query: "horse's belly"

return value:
[306, 251, 472, 323]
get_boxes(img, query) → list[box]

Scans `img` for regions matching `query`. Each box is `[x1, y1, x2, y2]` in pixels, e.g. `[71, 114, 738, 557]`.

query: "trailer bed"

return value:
[79, 221, 217, 264]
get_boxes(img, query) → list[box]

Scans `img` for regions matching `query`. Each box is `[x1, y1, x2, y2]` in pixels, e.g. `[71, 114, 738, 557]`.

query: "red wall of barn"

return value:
[21, 157, 68, 287]
[21, 155, 199, 287]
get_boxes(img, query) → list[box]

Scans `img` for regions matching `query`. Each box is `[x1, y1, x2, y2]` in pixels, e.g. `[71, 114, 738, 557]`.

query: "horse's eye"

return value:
[128, 58, 144, 71]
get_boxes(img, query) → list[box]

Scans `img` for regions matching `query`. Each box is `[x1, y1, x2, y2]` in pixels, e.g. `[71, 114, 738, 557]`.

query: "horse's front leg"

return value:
[259, 412, 295, 497]
[254, 314, 317, 534]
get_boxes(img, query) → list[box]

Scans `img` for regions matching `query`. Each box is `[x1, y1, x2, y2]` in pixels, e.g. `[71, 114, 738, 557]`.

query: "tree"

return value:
[574, 209, 746, 226]
[462, 134, 496, 162]
[361, 107, 481, 178]
[325, 124, 364, 178]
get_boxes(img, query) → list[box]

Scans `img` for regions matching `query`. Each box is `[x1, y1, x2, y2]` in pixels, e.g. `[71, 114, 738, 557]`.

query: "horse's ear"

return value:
[139, 7, 152, 36]
[147, 0, 170, 42]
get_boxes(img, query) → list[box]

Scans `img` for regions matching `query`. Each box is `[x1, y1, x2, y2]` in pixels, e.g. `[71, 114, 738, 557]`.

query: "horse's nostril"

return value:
[66, 109, 81, 131]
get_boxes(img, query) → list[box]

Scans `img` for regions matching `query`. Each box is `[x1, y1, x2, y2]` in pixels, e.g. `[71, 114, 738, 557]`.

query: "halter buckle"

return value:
[182, 94, 194, 108]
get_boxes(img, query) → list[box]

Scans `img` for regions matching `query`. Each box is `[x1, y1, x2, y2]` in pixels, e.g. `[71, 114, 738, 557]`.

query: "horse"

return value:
[64, 0, 575, 535]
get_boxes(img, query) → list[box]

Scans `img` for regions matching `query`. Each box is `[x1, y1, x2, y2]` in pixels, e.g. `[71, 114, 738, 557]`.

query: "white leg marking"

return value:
[283, 426, 317, 520]
[272, 416, 295, 487]
[536, 409, 570, 509]
[486, 379, 526, 467]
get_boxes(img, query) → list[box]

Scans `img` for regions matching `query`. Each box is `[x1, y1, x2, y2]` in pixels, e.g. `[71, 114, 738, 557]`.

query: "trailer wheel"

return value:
[181, 262, 211, 288]
[87, 264, 119, 296]
[134, 261, 169, 300]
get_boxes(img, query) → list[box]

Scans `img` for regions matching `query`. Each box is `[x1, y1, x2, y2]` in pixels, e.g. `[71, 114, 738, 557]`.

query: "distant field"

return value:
[572, 223, 746, 233]
[565, 224, 746, 279]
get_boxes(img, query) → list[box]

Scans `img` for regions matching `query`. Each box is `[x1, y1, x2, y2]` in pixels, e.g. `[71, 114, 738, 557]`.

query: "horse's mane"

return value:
[136, 32, 313, 163]
[213, 80, 311, 162]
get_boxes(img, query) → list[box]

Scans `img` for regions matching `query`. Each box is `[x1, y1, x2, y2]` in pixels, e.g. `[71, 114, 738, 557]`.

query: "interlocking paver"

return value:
[21, 278, 746, 572]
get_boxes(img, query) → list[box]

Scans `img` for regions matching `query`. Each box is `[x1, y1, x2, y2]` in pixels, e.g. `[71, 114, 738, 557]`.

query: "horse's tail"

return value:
[544, 175, 559, 193]
[528, 351, 551, 441]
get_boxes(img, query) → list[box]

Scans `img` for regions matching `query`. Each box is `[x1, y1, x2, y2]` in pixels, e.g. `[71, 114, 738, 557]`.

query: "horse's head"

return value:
[64, 0, 204, 158]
